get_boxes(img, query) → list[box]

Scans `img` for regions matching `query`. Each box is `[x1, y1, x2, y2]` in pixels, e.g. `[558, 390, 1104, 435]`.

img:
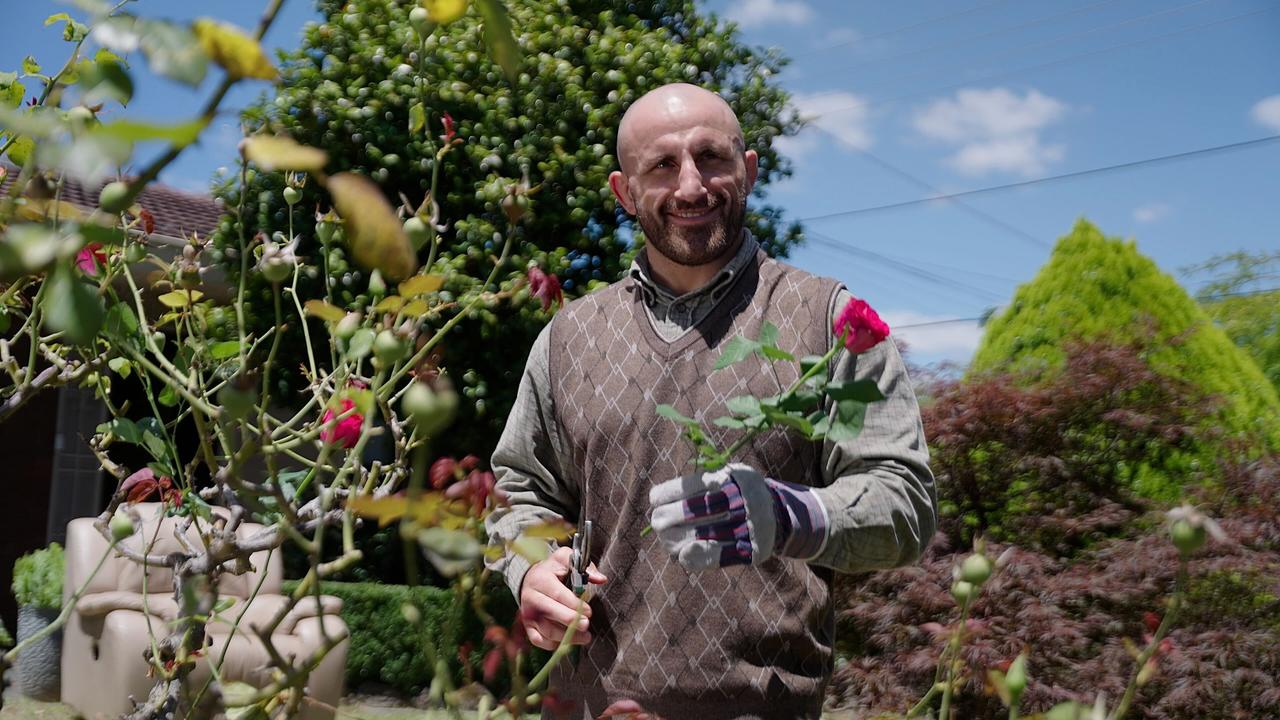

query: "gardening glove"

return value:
[649, 463, 829, 571]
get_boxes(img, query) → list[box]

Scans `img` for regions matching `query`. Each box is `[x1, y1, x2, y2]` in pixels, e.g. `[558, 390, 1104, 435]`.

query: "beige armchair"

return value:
[62, 503, 349, 720]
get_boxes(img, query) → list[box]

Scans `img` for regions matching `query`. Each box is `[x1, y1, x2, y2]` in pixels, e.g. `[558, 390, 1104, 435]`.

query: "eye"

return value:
[652, 159, 675, 171]
[699, 148, 726, 161]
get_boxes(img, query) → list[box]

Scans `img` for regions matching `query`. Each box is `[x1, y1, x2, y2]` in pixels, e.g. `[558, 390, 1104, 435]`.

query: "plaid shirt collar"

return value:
[628, 231, 759, 308]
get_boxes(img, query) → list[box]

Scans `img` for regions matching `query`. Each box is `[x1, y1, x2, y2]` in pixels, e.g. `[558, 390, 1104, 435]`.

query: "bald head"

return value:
[616, 84, 745, 175]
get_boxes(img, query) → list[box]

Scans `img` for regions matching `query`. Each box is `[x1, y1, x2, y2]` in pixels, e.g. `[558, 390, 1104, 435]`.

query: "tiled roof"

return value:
[0, 164, 225, 240]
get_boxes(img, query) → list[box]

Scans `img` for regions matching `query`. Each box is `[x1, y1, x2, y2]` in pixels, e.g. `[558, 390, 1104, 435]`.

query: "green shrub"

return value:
[287, 578, 519, 696]
[11, 543, 63, 609]
[971, 218, 1280, 459]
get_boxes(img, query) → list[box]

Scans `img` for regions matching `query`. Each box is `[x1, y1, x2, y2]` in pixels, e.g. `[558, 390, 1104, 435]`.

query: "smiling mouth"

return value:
[666, 203, 721, 225]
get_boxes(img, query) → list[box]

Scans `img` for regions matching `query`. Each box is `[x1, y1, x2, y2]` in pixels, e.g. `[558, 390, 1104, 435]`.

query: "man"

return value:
[486, 83, 937, 719]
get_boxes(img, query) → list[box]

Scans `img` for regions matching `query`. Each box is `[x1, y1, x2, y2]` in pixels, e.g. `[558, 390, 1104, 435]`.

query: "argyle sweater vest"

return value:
[546, 251, 844, 719]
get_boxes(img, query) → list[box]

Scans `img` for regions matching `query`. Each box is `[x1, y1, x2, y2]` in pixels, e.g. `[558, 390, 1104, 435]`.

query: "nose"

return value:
[673, 154, 709, 205]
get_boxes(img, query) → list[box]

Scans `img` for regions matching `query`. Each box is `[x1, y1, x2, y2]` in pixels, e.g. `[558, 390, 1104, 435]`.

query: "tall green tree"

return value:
[213, 0, 804, 457]
[971, 219, 1280, 471]
[1186, 250, 1280, 395]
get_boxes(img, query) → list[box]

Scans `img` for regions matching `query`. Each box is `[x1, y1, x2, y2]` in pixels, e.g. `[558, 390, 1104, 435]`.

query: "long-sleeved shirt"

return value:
[486, 233, 938, 601]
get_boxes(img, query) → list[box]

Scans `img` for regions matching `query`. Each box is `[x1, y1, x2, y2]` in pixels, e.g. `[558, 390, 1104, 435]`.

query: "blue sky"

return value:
[3, 0, 1278, 367]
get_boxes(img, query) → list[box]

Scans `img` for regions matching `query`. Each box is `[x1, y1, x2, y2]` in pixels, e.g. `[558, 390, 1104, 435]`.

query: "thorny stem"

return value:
[1108, 560, 1188, 720]
[938, 594, 974, 720]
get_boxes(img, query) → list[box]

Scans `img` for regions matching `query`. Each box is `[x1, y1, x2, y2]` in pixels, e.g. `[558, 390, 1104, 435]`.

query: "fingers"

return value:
[648, 469, 729, 508]
[586, 562, 608, 585]
[526, 619, 592, 651]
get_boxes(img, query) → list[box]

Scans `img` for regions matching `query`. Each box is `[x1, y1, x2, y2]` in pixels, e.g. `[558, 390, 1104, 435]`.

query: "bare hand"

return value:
[520, 546, 607, 651]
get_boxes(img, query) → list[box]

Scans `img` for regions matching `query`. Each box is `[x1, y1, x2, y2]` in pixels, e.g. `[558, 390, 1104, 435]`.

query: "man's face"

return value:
[610, 96, 758, 267]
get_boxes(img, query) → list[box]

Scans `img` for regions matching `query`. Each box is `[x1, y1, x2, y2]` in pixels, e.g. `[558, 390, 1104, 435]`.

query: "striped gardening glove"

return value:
[649, 463, 828, 571]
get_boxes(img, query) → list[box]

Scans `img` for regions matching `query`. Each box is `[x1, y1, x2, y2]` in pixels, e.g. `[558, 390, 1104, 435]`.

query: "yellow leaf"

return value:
[303, 299, 345, 323]
[522, 519, 575, 542]
[400, 299, 430, 317]
[422, 0, 469, 24]
[510, 536, 552, 564]
[17, 198, 84, 223]
[398, 274, 445, 297]
[348, 495, 408, 528]
[192, 19, 277, 81]
[325, 172, 417, 283]
[241, 135, 328, 172]
[374, 295, 404, 313]
[158, 290, 203, 308]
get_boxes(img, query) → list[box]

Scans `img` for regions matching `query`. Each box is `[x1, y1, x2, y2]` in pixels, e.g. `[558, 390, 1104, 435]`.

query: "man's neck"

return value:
[643, 234, 744, 296]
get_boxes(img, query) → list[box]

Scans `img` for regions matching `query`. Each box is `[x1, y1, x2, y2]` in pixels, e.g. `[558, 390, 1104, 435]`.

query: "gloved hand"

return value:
[649, 463, 828, 571]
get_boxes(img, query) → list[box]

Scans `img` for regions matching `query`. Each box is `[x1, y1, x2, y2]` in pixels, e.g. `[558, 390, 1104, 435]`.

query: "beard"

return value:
[635, 182, 748, 267]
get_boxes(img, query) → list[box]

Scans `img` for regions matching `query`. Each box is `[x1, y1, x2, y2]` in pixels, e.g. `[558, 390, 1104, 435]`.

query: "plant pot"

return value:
[15, 605, 61, 701]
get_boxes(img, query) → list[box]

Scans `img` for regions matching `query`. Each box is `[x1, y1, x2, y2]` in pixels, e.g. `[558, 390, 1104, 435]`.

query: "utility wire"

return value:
[790, 0, 1015, 58]
[801, 134, 1280, 222]
[889, 287, 1280, 330]
[802, 4, 1274, 120]
[805, 229, 1008, 302]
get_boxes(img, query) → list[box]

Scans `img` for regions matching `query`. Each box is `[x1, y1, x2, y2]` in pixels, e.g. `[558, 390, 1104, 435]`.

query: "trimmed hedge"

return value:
[285, 578, 518, 696]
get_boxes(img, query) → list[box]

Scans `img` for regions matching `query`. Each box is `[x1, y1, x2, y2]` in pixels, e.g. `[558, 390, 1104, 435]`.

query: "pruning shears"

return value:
[568, 519, 593, 597]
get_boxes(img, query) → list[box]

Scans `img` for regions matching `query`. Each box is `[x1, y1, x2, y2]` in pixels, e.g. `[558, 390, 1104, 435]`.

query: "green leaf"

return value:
[761, 404, 813, 436]
[104, 302, 139, 336]
[714, 335, 758, 370]
[6, 135, 34, 167]
[192, 18, 277, 81]
[346, 327, 375, 359]
[139, 20, 209, 87]
[826, 379, 885, 403]
[41, 266, 104, 346]
[326, 172, 417, 282]
[399, 274, 445, 297]
[138, 417, 169, 460]
[725, 395, 761, 416]
[510, 536, 552, 564]
[157, 384, 179, 407]
[78, 51, 133, 106]
[0, 72, 25, 108]
[760, 344, 794, 362]
[778, 388, 819, 412]
[22, 57, 41, 76]
[107, 357, 132, 378]
[712, 416, 746, 429]
[827, 402, 868, 442]
[209, 340, 240, 359]
[241, 135, 329, 172]
[94, 118, 207, 146]
[97, 417, 142, 445]
[757, 321, 778, 347]
[656, 403, 695, 425]
[417, 527, 482, 577]
[799, 354, 825, 374]
[473, 0, 522, 82]
[79, 224, 127, 247]
[1045, 702, 1089, 720]
[408, 103, 426, 135]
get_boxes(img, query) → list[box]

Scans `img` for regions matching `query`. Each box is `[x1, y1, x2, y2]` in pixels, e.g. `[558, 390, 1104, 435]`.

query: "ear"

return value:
[743, 149, 759, 195]
[608, 170, 636, 215]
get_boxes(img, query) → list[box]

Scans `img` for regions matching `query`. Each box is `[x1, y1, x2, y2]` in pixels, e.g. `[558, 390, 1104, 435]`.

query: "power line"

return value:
[849, 144, 1051, 251]
[801, 134, 1280, 223]
[805, 229, 1008, 303]
[888, 287, 1280, 331]
[802, 4, 1274, 121]
[790, 0, 1015, 59]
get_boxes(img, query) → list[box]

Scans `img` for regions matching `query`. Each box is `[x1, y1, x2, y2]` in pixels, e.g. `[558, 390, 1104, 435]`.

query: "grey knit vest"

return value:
[546, 250, 844, 719]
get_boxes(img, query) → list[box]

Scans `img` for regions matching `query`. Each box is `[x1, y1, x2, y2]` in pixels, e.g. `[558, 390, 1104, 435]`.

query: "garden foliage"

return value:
[10, 544, 63, 610]
[970, 219, 1280, 457]
[828, 457, 1280, 720]
[214, 0, 804, 457]
[1187, 249, 1280, 395]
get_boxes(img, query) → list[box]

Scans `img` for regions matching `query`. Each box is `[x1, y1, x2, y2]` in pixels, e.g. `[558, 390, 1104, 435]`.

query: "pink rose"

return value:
[833, 296, 890, 354]
[527, 266, 563, 311]
[76, 243, 108, 276]
[320, 398, 363, 448]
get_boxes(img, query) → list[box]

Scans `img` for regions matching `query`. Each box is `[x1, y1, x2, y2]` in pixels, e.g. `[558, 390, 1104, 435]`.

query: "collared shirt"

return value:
[628, 232, 760, 342]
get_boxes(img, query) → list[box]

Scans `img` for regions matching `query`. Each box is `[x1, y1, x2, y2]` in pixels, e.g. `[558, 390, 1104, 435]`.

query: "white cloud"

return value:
[913, 87, 1068, 177]
[725, 0, 814, 28]
[1250, 95, 1280, 133]
[774, 91, 873, 158]
[1133, 202, 1171, 223]
[881, 310, 985, 359]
